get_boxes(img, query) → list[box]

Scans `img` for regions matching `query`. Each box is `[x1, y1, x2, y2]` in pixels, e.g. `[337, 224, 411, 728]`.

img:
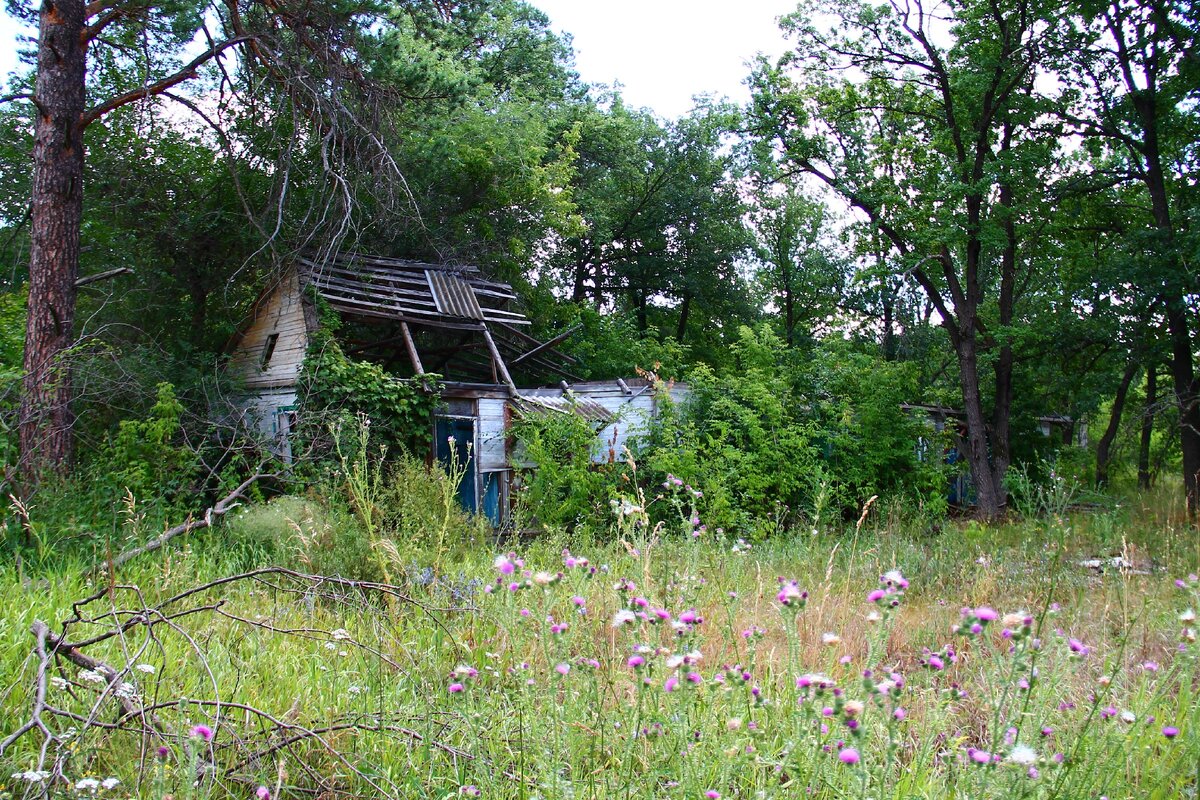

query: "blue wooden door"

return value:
[435, 416, 477, 514]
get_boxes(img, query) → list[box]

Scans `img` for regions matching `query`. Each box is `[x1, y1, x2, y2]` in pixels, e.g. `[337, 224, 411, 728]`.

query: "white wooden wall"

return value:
[228, 271, 310, 391]
[477, 397, 509, 472]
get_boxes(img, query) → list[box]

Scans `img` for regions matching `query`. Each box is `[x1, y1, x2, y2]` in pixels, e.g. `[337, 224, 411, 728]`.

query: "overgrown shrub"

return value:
[296, 334, 442, 464]
[510, 405, 623, 532]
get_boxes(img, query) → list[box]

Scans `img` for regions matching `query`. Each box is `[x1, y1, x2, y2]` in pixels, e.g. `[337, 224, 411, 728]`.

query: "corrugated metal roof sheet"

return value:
[512, 393, 613, 424]
[426, 270, 485, 320]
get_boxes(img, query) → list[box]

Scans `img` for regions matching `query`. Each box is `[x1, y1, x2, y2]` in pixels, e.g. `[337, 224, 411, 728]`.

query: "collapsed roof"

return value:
[298, 252, 581, 391]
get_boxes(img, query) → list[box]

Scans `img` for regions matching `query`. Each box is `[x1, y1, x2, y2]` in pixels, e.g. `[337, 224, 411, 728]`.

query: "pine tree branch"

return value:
[80, 35, 254, 128]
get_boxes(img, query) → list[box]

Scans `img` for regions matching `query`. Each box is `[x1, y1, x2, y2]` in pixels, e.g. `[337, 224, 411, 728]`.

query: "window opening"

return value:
[260, 333, 280, 370]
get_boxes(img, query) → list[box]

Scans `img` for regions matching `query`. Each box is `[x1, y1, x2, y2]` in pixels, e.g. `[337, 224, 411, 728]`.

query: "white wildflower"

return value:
[75, 778, 101, 791]
[331, 628, 351, 641]
[113, 683, 138, 699]
[1181, 608, 1196, 623]
[612, 609, 637, 628]
[79, 669, 106, 684]
[347, 685, 366, 695]
[50, 676, 69, 690]
[133, 663, 156, 674]
[101, 777, 120, 790]
[1007, 745, 1038, 766]
[13, 770, 51, 782]
[324, 642, 337, 651]
[821, 632, 842, 646]
[1120, 710, 1136, 724]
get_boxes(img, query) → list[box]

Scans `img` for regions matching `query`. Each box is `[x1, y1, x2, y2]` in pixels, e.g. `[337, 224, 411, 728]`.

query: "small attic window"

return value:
[260, 333, 279, 370]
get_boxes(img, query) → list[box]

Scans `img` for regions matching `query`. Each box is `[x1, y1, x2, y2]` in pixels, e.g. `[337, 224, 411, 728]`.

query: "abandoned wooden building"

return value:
[225, 252, 682, 524]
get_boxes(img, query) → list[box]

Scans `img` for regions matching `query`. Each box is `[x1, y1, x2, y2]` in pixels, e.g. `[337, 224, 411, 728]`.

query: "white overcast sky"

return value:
[0, 2, 799, 120]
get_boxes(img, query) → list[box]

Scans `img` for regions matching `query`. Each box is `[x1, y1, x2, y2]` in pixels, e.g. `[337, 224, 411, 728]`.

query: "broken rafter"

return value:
[511, 324, 581, 365]
[480, 326, 518, 396]
[400, 321, 424, 376]
[495, 322, 579, 364]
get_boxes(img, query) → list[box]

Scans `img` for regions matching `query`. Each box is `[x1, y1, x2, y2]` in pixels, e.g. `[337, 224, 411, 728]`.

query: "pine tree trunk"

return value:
[19, 0, 86, 483]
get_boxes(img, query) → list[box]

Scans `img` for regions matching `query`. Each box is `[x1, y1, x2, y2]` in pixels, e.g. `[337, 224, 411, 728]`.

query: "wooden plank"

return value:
[315, 257, 517, 298]
[323, 301, 489, 331]
[309, 272, 439, 307]
[317, 282, 530, 325]
[315, 263, 436, 291]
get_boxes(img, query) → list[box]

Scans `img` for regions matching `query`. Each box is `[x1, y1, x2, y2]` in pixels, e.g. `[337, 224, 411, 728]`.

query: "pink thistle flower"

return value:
[155, 745, 170, 758]
[1163, 726, 1180, 738]
[448, 683, 465, 693]
[867, 589, 886, 603]
[256, 787, 271, 800]
[679, 609, 700, 625]
[894, 708, 906, 720]
[975, 607, 998, 622]
[967, 747, 991, 764]
[190, 724, 213, 742]
[494, 555, 516, 575]
[838, 747, 860, 765]
[555, 663, 570, 676]
[686, 672, 702, 684]
[664, 676, 679, 693]
[627, 655, 645, 669]
[705, 792, 720, 799]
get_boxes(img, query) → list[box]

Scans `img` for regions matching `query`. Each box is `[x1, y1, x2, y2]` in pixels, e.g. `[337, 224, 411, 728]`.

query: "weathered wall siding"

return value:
[239, 387, 298, 461]
[587, 394, 657, 464]
[477, 397, 508, 472]
[229, 271, 309, 390]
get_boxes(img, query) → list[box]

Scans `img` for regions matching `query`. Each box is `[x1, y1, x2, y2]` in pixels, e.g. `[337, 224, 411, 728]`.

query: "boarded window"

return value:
[260, 333, 280, 370]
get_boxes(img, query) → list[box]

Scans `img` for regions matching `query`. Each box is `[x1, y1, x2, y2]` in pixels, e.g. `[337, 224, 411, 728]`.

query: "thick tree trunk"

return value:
[956, 330, 1002, 519]
[1138, 367, 1156, 490]
[19, 0, 87, 483]
[1165, 295, 1200, 514]
[675, 293, 691, 342]
[1096, 359, 1139, 487]
[571, 251, 590, 304]
[1132, 91, 1200, 516]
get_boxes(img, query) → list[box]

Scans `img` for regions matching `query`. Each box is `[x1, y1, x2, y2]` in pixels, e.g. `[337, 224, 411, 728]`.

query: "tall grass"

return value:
[0, 492, 1196, 799]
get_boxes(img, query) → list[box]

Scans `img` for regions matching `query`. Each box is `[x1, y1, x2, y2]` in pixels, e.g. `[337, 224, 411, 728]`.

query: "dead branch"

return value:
[97, 472, 272, 574]
[0, 569, 504, 798]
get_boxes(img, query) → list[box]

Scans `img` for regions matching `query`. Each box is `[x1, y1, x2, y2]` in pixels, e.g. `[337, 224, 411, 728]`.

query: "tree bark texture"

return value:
[1138, 367, 1156, 490]
[1096, 359, 1139, 487]
[20, 0, 86, 482]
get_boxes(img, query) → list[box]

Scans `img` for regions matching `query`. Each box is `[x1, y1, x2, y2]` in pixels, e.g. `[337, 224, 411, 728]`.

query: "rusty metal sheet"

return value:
[426, 270, 485, 320]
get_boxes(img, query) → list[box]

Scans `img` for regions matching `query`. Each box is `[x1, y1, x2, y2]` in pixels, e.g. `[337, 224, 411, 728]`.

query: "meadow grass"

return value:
[0, 489, 1197, 800]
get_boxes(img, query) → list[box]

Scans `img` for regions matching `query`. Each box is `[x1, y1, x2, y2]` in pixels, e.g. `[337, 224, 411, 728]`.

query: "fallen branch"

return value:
[98, 473, 272, 574]
[0, 572, 503, 797]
